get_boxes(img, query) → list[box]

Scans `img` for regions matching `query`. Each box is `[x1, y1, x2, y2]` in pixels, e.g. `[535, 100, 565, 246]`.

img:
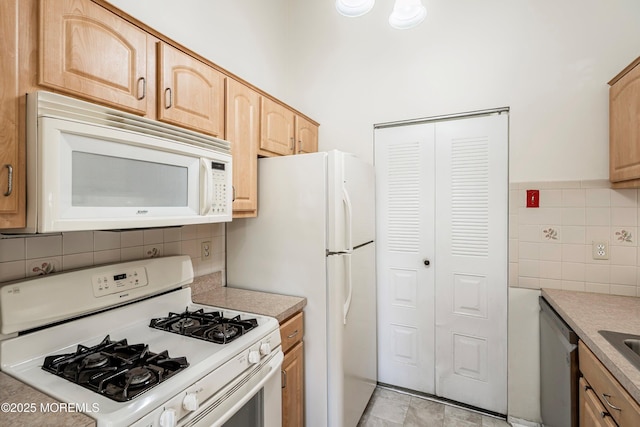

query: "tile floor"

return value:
[358, 387, 512, 427]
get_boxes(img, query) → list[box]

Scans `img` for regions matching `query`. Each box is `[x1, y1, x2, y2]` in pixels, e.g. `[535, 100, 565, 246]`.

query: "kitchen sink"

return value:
[599, 330, 640, 370]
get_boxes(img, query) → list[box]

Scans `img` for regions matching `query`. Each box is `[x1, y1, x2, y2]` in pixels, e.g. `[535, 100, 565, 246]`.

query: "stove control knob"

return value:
[159, 408, 176, 427]
[259, 342, 271, 355]
[248, 349, 261, 364]
[183, 393, 199, 412]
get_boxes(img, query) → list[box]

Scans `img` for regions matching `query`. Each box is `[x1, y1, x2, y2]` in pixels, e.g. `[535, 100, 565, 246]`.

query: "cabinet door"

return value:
[226, 79, 259, 217]
[157, 42, 225, 137]
[580, 378, 617, 427]
[0, 0, 24, 228]
[295, 116, 319, 154]
[39, 0, 148, 114]
[260, 97, 295, 156]
[610, 59, 640, 184]
[282, 341, 304, 427]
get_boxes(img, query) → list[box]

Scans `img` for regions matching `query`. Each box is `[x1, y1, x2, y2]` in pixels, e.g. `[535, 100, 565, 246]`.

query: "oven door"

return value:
[184, 349, 283, 427]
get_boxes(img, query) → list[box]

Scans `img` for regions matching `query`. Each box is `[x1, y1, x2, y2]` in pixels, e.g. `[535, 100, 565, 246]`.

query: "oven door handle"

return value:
[208, 350, 284, 427]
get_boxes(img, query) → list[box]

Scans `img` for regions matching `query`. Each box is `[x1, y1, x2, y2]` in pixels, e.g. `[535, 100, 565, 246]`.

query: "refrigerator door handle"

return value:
[343, 187, 354, 253]
[343, 254, 353, 325]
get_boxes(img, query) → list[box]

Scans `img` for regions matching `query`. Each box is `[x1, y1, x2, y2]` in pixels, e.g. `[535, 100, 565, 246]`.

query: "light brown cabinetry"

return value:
[0, 0, 318, 229]
[39, 0, 150, 115]
[580, 377, 617, 427]
[259, 97, 319, 157]
[0, 0, 24, 228]
[295, 115, 319, 154]
[609, 56, 640, 188]
[226, 78, 259, 217]
[260, 97, 296, 157]
[578, 340, 640, 426]
[280, 311, 304, 427]
[157, 42, 225, 137]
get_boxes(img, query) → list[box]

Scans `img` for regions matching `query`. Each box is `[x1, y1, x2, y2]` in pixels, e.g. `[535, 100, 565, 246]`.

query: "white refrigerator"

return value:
[226, 150, 377, 427]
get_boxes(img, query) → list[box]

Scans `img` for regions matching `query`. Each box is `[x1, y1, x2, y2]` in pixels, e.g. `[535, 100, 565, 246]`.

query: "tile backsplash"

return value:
[510, 179, 640, 296]
[0, 224, 225, 284]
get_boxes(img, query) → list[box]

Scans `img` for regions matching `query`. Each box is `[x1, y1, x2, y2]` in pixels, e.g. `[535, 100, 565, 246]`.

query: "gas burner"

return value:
[206, 324, 240, 343]
[82, 352, 110, 369]
[41, 335, 188, 402]
[150, 308, 259, 344]
[125, 367, 155, 388]
[171, 317, 200, 331]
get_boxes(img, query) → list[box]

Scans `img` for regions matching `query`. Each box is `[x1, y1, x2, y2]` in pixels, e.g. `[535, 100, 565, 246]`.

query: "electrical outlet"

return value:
[201, 241, 212, 260]
[592, 241, 609, 260]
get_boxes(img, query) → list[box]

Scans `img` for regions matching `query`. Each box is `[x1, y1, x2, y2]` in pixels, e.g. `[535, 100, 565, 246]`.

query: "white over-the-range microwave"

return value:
[8, 91, 233, 234]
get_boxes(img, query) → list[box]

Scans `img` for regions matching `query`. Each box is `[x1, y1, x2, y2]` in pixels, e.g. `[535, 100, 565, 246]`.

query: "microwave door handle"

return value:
[200, 159, 213, 215]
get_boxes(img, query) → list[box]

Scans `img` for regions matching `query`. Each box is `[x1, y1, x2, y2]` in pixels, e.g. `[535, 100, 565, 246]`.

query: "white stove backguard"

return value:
[0, 256, 281, 427]
[0, 255, 195, 335]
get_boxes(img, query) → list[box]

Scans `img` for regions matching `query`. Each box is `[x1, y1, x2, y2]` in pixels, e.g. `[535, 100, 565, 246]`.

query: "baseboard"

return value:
[507, 416, 542, 427]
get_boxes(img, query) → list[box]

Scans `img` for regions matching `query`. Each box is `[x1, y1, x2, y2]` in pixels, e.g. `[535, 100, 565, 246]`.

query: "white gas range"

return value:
[0, 255, 283, 427]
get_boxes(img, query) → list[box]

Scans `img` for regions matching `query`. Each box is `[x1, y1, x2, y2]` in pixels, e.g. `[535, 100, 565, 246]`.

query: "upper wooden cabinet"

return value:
[0, 0, 25, 228]
[295, 115, 319, 154]
[609, 56, 640, 187]
[0, 0, 319, 229]
[226, 79, 259, 217]
[260, 97, 319, 157]
[157, 42, 225, 137]
[39, 0, 149, 115]
[260, 97, 295, 156]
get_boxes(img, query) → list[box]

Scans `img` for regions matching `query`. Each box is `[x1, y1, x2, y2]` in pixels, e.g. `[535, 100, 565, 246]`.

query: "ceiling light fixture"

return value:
[335, 0, 426, 29]
[335, 0, 375, 18]
[388, 0, 426, 29]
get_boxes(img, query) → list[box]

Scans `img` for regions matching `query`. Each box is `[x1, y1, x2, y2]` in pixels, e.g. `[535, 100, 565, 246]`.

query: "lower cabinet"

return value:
[578, 340, 640, 426]
[580, 377, 617, 427]
[280, 311, 304, 427]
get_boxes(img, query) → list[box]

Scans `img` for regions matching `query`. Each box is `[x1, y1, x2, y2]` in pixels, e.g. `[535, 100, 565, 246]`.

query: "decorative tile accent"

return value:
[542, 227, 559, 241]
[27, 258, 61, 277]
[144, 245, 163, 258]
[615, 229, 633, 243]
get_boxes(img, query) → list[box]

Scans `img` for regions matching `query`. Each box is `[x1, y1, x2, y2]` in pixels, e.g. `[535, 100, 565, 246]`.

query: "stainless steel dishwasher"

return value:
[539, 296, 578, 427]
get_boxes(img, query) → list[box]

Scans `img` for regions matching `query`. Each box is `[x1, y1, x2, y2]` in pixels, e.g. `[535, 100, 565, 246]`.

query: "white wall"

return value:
[106, 0, 290, 99]
[508, 288, 542, 424]
[285, 0, 640, 182]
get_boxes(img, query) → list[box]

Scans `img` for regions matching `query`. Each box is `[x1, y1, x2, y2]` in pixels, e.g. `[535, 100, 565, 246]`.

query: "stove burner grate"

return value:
[41, 335, 188, 402]
[149, 308, 258, 344]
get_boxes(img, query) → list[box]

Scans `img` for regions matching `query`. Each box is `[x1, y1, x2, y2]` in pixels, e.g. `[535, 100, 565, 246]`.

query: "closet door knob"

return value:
[423, 259, 430, 267]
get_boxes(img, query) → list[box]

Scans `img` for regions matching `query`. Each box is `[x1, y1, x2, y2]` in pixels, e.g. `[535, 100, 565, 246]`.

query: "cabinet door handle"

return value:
[165, 88, 172, 109]
[3, 164, 13, 197]
[232, 186, 236, 202]
[290, 137, 295, 153]
[281, 369, 287, 389]
[602, 393, 622, 411]
[287, 329, 299, 339]
[137, 77, 146, 100]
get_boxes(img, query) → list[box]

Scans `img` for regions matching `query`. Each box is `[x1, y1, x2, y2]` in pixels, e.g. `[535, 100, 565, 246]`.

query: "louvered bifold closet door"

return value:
[433, 114, 508, 414]
[375, 123, 436, 394]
